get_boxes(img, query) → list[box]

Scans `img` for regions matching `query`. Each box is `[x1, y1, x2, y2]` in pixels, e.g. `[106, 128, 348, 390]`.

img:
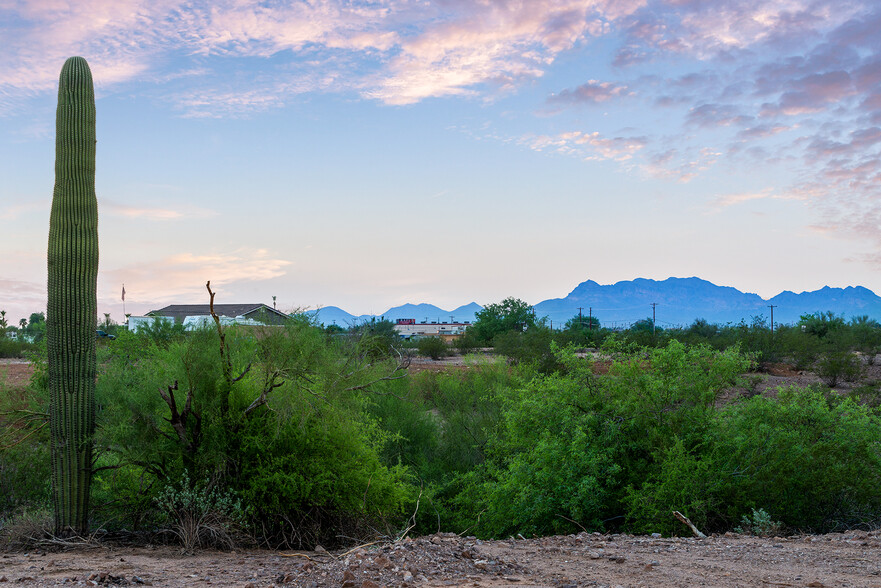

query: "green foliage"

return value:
[10, 304, 881, 545]
[0, 508, 53, 550]
[799, 311, 846, 338]
[622, 318, 665, 347]
[455, 329, 481, 354]
[0, 337, 34, 358]
[734, 508, 782, 537]
[815, 351, 863, 387]
[16, 313, 46, 345]
[472, 297, 535, 344]
[492, 327, 561, 374]
[713, 387, 881, 532]
[47, 56, 99, 536]
[154, 473, 245, 551]
[417, 336, 450, 360]
[0, 387, 51, 517]
[136, 316, 186, 345]
[624, 437, 723, 536]
[350, 318, 400, 358]
[93, 318, 413, 547]
[560, 313, 608, 347]
[447, 341, 751, 538]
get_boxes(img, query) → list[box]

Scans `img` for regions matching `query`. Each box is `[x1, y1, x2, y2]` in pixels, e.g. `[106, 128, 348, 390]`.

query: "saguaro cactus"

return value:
[48, 56, 98, 535]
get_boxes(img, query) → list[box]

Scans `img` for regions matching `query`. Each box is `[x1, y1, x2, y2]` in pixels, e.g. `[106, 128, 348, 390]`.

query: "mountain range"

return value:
[307, 277, 881, 329]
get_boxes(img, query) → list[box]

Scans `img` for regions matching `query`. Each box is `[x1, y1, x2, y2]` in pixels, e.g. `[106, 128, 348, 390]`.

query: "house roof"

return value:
[148, 304, 289, 323]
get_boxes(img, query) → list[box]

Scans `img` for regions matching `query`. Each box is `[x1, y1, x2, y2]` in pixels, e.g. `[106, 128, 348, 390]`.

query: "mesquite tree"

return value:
[48, 56, 98, 535]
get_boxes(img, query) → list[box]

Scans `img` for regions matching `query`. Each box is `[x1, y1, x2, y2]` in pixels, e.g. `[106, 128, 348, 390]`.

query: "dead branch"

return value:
[396, 485, 423, 542]
[0, 421, 47, 450]
[672, 510, 707, 538]
[158, 380, 200, 455]
[343, 351, 412, 393]
[279, 552, 321, 560]
[244, 370, 286, 415]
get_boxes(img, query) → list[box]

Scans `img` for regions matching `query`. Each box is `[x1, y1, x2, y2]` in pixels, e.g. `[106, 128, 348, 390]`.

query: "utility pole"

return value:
[589, 307, 593, 330]
[577, 307, 584, 328]
[768, 305, 777, 334]
[651, 303, 658, 336]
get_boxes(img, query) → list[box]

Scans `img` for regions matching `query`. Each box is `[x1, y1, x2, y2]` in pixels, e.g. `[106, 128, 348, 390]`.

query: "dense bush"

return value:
[89, 319, 413, 547]
[492, 327, 561, 373]
[417, 336, 450, 360]
[422, 341, 881, 538]
[5, 312, 881, 546]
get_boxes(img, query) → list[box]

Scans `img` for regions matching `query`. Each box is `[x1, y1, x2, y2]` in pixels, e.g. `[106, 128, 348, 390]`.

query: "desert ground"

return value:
[1, 530, 880, 587]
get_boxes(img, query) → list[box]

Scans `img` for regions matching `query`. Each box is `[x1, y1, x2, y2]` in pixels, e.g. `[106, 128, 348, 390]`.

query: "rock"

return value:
[341, 569, 357, 588]
[276, 572, 297, 584]
[360, 580, 381, 588]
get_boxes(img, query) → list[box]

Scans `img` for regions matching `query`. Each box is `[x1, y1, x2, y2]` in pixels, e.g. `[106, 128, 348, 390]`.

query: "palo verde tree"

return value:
[47, 56, 98, 536]
[472, 297, 536, 344]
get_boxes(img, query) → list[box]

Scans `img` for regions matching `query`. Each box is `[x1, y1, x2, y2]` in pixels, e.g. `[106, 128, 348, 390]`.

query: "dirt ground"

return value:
[0, 358, 32, 389]
[2, 530, 881, 587]
[4, 357, 881, 587]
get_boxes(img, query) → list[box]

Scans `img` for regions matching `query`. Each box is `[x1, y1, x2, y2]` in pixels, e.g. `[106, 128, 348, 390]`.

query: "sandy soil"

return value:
[2, 530, 880, 587]
[0, 358, 32, 389]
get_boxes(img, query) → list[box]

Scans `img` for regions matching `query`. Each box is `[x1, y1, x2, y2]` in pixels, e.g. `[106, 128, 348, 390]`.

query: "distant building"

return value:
[393, 318, 471, 342]
[145, 303, 290, 326]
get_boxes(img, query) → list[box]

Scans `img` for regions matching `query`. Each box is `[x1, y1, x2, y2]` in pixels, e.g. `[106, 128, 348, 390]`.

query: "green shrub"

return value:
[624, 437, 724, 536]
[0, 338, 35, 358]
[154, 474, 246, 551]
[714, 387, 881, 532]
[417, 336, 450, 360]
[815, 351, 863, 387]
[734, 508, 782, 537]
[0, 371, 51, 518]
[0, 507, 53, 550]
[493, 327, 560, 374]
[93, 320, 415, 547]
[455, 330, 481, 354]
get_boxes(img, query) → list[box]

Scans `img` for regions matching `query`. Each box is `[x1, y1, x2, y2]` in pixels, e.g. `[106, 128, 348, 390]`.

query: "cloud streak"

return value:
[104, 248, 292, 305]
[102, 200, 218, 220]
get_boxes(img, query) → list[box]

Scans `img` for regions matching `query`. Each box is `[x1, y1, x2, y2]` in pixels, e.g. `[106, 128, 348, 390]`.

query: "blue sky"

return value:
[2, 0, 881, 324]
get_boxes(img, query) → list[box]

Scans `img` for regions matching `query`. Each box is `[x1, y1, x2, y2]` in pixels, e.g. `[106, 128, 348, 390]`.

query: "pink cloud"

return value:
[103, 248, 292, 305]
[102, 200, 218, 221]
[686, 103, 752, 128]
[0, 278, 46, 325]
[368, 0, 645, 104]
[520, 130, 648, 161]
[736, 123, 793, 140]
[547, 80, 630, 105]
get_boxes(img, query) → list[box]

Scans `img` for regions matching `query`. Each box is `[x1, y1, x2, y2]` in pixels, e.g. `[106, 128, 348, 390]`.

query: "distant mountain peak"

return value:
[309, 277, 881, 328]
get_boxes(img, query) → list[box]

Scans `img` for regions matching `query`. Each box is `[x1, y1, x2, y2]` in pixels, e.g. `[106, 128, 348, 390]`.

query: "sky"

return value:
[3, 0, 881, 325]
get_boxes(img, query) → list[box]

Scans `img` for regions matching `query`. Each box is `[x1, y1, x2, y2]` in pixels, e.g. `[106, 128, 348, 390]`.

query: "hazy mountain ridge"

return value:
[307, 278, 881, 328]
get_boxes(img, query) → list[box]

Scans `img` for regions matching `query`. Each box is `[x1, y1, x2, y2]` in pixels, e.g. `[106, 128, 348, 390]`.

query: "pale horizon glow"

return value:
[2, 1, 881, 324]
